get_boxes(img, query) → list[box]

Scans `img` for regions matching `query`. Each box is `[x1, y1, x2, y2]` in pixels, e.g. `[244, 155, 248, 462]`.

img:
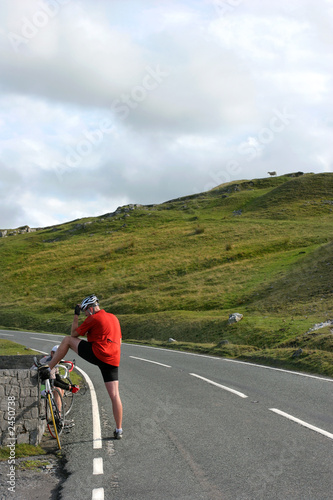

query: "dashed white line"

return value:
[93, 457, 104, 475]
[270, 408, 333, 440]
[75, 365, 102, 449]
[126, 343, 333, 382]
[92, 487, 104, 500]
[190, 373, 248, 398]
[129, 355, 171, 368]
[0, 332, 14, 336]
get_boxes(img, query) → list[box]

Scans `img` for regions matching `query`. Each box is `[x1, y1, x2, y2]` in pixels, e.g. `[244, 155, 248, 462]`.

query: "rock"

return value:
[228, 313, 243, 324]
[18, 225, 31, 233]
[0, 230, 7, 237]
[306, 320, 333, 334]
[217, 340, 229, 346]
[233, 209, 242, 216]
[292, 348, 303, 358]
[168, 338, 176, 343]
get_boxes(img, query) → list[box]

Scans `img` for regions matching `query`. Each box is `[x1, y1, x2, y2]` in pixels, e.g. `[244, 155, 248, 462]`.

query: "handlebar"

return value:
[59, 360, 75, 372]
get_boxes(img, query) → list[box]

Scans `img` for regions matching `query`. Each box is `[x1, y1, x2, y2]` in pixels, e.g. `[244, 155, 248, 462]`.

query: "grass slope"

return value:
[1, 173, 333, 375]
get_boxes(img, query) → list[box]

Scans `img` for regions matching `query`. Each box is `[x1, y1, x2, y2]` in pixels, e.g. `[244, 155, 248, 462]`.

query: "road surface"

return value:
[1, 329, 332, 499]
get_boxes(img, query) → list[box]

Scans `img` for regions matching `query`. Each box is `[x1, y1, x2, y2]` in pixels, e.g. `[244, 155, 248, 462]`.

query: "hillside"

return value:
[1, 172, 333, 376]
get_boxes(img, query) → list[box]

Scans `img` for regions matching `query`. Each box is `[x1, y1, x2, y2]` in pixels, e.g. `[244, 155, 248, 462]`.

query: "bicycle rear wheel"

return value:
[62, 378, 74, 416]
[79, 378, 88, 396]
[46, 389, 64, 441]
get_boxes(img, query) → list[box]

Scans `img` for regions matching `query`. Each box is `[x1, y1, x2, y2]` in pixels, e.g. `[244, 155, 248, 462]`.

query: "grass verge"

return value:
[0, 444, 47, 461]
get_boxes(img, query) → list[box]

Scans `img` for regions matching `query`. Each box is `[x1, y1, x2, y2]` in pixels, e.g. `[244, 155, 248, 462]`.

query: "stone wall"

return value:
[0, 356, 45, 446]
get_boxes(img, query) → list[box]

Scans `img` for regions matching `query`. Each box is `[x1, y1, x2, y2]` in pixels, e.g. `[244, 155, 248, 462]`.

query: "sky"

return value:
[0, 0, 332, 229]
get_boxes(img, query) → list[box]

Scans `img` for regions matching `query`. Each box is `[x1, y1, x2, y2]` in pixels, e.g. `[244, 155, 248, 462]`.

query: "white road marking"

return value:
[126, 344, 333, 382]
[129, 355, 171, 368]
[92, 488, 104, 500]
[75, 365, 103, 449]
[270, 408, 333, 440]
[190, 373, 248, 398]
[223, 358, 333, 383]
[31, 337, 58, 342]
[93, 457, 104, 475]
[0, 332, 14, 336]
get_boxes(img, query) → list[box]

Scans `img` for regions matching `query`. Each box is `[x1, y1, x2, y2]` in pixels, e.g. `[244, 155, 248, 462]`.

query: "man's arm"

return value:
[71, 314, 81, 337]
[71, 303, 85, 337]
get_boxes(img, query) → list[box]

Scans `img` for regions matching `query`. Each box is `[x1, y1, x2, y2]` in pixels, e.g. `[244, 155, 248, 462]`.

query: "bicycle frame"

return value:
[34, 357, 80, 448]
[34, 356, 64, 450]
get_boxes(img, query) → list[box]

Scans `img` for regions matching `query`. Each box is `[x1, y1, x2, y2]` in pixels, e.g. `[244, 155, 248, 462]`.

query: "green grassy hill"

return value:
[1, 172, 333, 375]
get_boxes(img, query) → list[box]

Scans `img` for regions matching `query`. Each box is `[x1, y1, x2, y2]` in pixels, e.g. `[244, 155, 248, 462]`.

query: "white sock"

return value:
[116, 428, 122, 433]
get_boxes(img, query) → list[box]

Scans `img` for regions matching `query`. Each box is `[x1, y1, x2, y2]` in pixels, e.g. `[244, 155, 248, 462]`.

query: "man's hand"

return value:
[74, 304, 81, 315]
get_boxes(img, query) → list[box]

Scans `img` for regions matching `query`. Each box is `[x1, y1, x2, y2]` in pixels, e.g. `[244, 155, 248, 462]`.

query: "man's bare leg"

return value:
[105, 380, 123, 430]
[48, 337, 81, 370]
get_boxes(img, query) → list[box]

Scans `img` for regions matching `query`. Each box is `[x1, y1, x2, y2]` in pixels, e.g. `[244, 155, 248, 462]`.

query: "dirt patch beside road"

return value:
[0, 434, 68, 500]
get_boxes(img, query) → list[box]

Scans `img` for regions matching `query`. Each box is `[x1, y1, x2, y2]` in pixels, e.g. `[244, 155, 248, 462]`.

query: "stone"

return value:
[228, 313, 243, 324]
[0, 356, 46, 446]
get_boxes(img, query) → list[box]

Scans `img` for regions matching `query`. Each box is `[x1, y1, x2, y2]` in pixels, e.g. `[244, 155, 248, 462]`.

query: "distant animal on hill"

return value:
[268, 171, 277, 176]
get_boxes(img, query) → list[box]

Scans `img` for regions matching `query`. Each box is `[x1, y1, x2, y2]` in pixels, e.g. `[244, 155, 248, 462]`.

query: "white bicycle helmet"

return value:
[81, 294, 99, 311]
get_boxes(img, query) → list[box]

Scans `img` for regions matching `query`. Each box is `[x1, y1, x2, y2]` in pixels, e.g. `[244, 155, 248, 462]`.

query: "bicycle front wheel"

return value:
[46, 389, 64, 443]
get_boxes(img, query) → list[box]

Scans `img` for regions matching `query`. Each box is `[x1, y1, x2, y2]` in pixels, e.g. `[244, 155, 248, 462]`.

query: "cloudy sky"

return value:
[0, 0, 332, 228]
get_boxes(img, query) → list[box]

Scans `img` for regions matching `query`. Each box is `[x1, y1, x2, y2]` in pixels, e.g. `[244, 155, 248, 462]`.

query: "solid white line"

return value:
[270, 408, 333, 440]
[27, 332, 65, 338]
[93, 457, 104, 475]
[129, 356, 171, 368]
[92, 488, 104, 500]
[222, 358, 333, 383]
[124, 344, 333, 383]
[190, 373, 248, 398]
[31, 337, 57, 342]
[0, 332, 14, 336]
[75, 365, 102, 449]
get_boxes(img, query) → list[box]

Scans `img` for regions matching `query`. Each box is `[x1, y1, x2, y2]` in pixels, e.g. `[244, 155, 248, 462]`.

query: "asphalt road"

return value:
[1, 329, 333, 500]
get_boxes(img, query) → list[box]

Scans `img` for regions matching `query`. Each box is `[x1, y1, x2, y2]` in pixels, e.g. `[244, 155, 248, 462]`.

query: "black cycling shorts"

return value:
[78, 340, 119, 383]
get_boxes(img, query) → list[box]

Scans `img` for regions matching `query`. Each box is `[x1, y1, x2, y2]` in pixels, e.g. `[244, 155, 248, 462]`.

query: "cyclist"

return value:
[39, 295, 123, 440]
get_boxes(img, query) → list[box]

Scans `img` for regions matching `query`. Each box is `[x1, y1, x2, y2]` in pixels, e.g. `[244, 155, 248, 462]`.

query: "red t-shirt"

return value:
[76, 309, 122, 366]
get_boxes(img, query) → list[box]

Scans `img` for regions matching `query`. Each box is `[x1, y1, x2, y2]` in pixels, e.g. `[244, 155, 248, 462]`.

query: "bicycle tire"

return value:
[77, 376, 88, 396]
[46, 389, 64, 441]
[46, 393, 62, 449]
[62, 377, 75, 416]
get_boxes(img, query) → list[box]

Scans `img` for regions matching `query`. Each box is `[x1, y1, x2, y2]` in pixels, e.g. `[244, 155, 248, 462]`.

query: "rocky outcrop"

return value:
[0, 226, 36, 237]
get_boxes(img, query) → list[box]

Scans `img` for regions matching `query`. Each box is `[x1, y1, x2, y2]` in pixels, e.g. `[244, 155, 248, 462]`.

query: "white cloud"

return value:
[0, 0, 332, 228]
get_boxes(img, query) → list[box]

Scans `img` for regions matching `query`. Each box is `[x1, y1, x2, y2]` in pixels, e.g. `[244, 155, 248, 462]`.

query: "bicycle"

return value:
[57, 360, 79, 416]
[34, 356, 63, 450]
